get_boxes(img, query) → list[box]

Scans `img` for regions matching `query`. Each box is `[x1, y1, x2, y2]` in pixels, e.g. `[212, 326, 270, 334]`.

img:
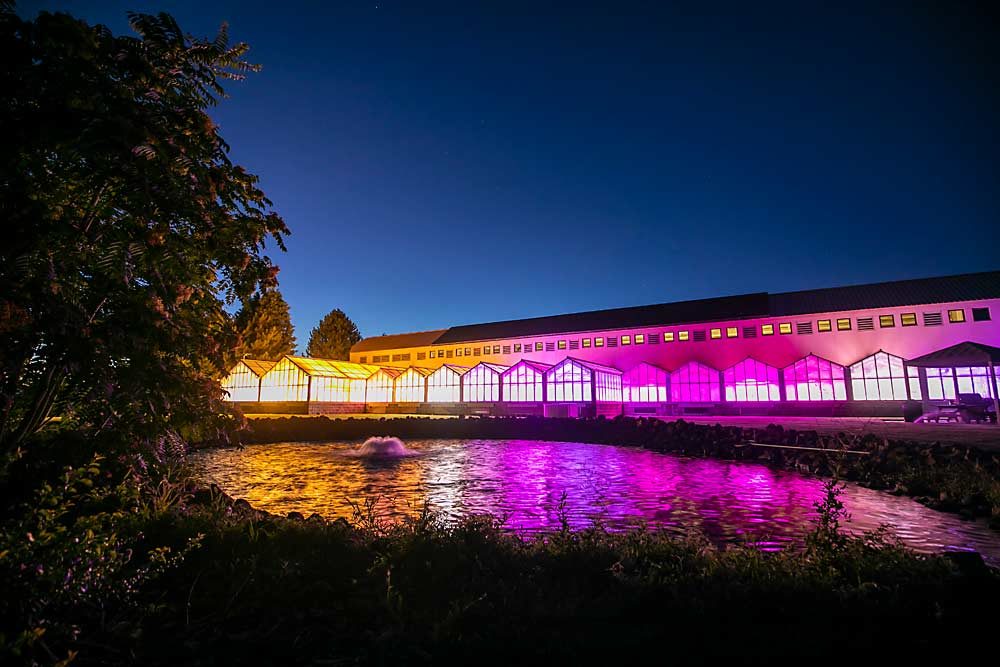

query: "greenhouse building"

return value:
[220, 270, 1000, 419]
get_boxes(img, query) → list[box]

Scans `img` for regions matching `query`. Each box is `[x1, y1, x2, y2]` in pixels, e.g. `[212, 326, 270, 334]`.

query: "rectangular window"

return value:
[558, 340, 567, 350]
[817, 319, 831, 332]
[797, 322, 813, 335]
[879, 314, 895, 328]
[502, 345, 511, 354]
[473, 348, 481, 357]
[710, 328, 722, 339]
[456, 349, 463, 357]
[678, 330, 690, 341]
[836, 318, 851, 331]
[446, 350, 453, 358]
[417, 352, 426, 360]
[359, 356, 367, 364]
[923, 312, 943, 326]
[857, 317, 874, 331]
[726, 327, 738, 338]
[493, 345, 500, 354]
[634, 333, 645, 344]
[901, 312, 917, 327]
[535, 342, 543, 351]
[972, 307, 991, 322]
[693, 330, 706, 342]
[761, 324, 774, 336]
[569, 340, 579, 350]
[465, 348, 471, 356]
[648, 333, 660, 344]
[429, 350, 436, 359]
[595, 337, 605, 347]
[582, 338, 592, 348]
[545, 342, 555, 351]
[948, 309, 965, 323]
[664, 332, 675, 342]
[778, 323, 792, 335]
[621, 335, 631, 345]
[606, 337, 618, 348]
[513, 344, 522, 352]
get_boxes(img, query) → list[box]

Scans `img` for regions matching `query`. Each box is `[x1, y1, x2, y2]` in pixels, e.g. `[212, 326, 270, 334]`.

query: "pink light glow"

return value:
[670, 360, 720, 402]
[783, 354, 847, 401]
[622, 362, 669, 403]
[723, 358, 780, 402]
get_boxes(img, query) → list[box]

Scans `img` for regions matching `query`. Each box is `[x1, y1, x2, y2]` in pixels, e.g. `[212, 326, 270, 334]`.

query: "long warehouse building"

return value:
[225, 271, 1000, 418]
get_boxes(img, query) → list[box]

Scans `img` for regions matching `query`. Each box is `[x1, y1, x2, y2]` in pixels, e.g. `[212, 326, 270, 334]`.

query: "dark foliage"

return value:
[306, 308, 361, 360]
[0, 7, 288, 456]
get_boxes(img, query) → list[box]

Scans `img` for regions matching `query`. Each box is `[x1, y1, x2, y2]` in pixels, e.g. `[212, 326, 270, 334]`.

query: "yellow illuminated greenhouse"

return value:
[220, 359, 276, 402]
[256, 356, 381, 413]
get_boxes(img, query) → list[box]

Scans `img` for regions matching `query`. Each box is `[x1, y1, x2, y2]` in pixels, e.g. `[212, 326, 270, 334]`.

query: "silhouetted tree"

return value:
[306, 309, 361, 360]
[0, 8, 289, 454]
[235, 290, 296, 360]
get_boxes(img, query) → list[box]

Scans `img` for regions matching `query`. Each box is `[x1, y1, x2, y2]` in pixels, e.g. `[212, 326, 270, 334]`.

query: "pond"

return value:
[192, 438, 1000, 562]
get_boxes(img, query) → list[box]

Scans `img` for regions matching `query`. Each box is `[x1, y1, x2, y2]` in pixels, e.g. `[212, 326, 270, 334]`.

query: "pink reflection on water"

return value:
[194, 439, 1000, 563]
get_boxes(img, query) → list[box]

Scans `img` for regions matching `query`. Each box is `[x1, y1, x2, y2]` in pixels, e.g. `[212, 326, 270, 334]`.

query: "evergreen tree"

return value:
[235, 291, 296, 360]
[306, 309, 361, 360]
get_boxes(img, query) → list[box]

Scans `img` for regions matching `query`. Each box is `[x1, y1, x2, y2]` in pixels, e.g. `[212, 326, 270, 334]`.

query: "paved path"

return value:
[655, 416, 1000, 450]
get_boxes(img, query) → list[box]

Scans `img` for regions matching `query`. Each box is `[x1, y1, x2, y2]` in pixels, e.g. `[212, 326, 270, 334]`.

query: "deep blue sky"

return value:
[19, 1, 1000, 343]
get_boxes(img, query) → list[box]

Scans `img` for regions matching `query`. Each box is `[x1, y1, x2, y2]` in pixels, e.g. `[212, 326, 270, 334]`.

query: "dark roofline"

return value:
[354, 270, 1000, 350]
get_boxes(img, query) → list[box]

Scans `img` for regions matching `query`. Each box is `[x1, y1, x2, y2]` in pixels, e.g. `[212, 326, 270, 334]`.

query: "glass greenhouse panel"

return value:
[622, 363, 669, 403]
[427, 365, 468, 402]
[547, 360, 592, 402]
[669, 361, 720, 402]
[462, 363, 508, 402]
[366, 369, 401, 403]
[501, 361, 550, 402]
[259, 357, 309, 402]
[724, 358, 781, 402]
[849, 351, 910, 401]
[782, 355, 847, 401]
[395, 368, 431, 402]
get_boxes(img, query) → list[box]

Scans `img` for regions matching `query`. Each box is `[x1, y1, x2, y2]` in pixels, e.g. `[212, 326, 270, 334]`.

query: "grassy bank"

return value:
[242, 415, 1000, 526]
[5, 474, 1000, 664]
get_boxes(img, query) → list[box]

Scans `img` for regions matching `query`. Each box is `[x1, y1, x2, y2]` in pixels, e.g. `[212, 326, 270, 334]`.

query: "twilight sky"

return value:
[19, 1, 1000, 344]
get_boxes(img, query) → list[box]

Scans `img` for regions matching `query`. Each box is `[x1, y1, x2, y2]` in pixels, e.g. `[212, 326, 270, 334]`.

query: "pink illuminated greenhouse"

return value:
[669, 361, 720, 402]
[783, 355, 847, 401]
[723, 358, 780, 402]
[545, 358, 623, 403]
[622, 362, 669, 403]
[501, 360, 552, 402]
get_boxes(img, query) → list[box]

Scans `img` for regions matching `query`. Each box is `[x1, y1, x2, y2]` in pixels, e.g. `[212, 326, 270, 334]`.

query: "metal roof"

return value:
[400, 366, 435, 377]
[471, 361, 511, 374]
[284, 356, 381, 379]
[906, 341, 1000, 367]
[241, 359, 276, 377]
[351, 329, 448, 353]
[353, 270, 1000, 350]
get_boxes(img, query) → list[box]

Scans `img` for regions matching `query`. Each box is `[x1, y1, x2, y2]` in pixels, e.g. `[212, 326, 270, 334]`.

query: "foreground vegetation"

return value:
[2, 433, 998, 665]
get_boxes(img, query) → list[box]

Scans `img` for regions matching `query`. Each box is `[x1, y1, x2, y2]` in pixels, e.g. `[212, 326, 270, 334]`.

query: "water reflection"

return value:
[192, 439, 1000, 563]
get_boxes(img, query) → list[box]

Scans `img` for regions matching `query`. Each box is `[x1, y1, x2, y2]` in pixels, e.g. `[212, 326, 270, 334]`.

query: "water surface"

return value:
[193, 439, 1000, 562]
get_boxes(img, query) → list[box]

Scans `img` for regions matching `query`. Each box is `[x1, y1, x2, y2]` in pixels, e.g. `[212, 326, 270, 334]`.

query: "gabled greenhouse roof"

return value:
[402, 366, 435, 377]
[503, 359, 553, 375]
[557, 357, 623, 375]
[372, 367, 405, 378]
[473, 362, 510, 374]
[434, 364, 471, 375]
[241, 359, 276, 376]
[284, 356, 381, 379]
